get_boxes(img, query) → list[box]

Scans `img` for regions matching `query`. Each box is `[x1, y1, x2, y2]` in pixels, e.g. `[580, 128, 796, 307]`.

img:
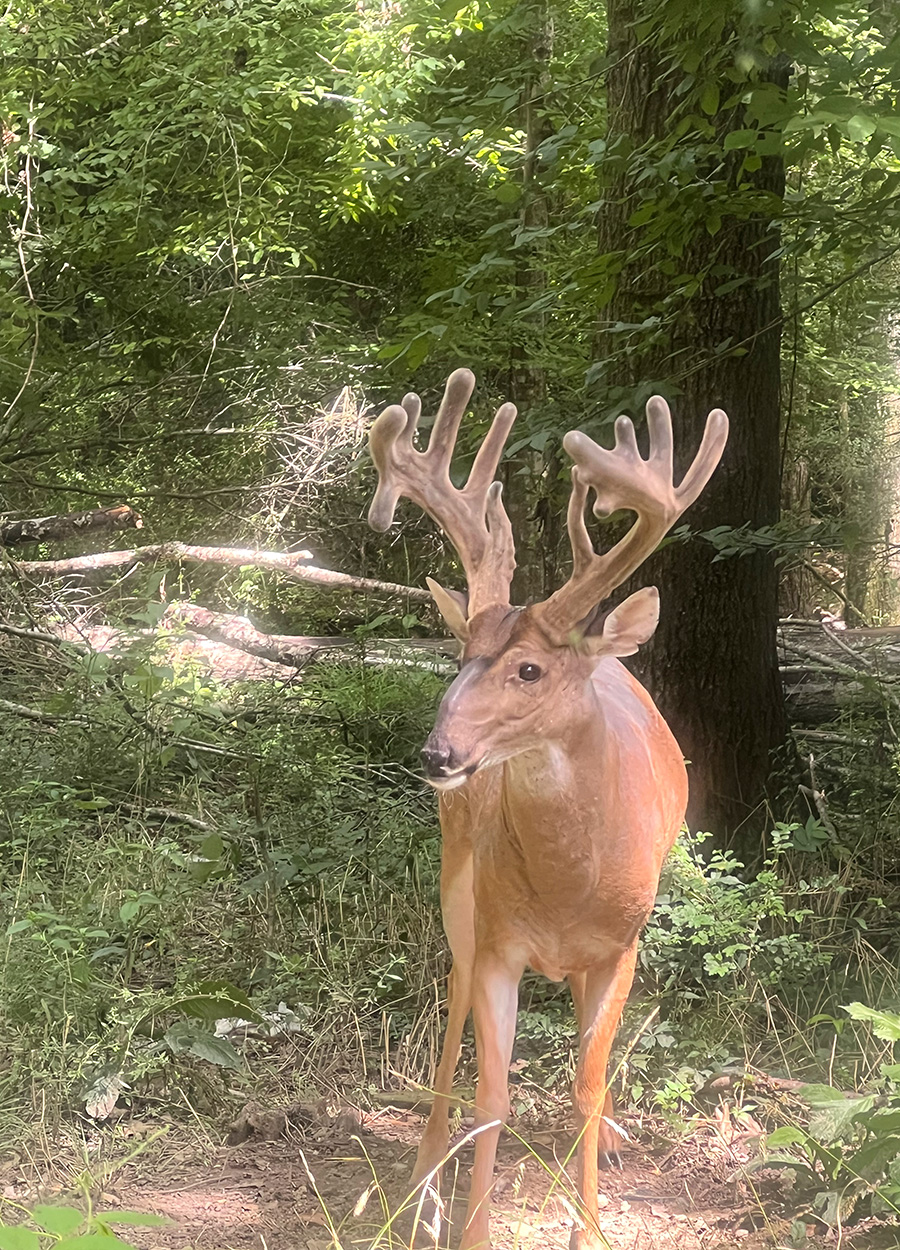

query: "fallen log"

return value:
[161, 602, 456, 668]
[46, 611, 456, 684]
[0, 504, 142, 547]
[779, 619, 900, 727]
[0, 542, 431, 602]
[52, 621, 303, 683]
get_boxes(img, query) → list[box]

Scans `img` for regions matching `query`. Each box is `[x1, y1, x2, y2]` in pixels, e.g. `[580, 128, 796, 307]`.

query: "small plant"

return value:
[759, 1004, 900, 1227]
[0, 1203, 168, 1250]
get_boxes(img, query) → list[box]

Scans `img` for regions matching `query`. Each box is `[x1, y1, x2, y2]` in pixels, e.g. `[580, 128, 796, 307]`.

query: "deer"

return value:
[367, 368, 728, 1250]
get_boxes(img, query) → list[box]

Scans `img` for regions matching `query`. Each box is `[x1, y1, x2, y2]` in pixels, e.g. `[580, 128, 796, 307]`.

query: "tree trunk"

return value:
[597, 0, 791, 854]
[506, 2, 554, 604]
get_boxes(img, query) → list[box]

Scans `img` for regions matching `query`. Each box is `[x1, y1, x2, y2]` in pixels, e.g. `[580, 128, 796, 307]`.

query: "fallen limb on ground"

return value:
[0, 541, 431, 601]
[0, 503, 143, 547]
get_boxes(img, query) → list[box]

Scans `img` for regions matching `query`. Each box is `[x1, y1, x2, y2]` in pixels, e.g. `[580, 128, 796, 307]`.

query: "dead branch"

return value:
[0, 697, 88, 726]
[0, 504, 143, 547]
[132, 805, 215, 831]
[162, 602, 335, 665]
[52, 621, 303, 683]
[161, 602, 455, 668]
[0, 543, 431, 601]
[0, 620, 76, 647]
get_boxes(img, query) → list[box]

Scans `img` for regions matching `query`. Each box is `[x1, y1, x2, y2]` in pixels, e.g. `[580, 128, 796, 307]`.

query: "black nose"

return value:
[421, 743, 452, 775]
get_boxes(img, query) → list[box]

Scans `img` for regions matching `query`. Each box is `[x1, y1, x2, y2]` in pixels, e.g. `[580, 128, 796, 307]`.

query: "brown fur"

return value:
[413, 610, 687, 1250]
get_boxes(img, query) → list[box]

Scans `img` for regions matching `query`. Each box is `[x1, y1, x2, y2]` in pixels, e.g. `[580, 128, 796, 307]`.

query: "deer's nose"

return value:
[421, 743, 454, 776]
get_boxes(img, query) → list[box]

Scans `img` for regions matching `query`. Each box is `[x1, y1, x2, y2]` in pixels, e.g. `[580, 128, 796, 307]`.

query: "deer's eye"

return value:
[518, 663, 542, 683]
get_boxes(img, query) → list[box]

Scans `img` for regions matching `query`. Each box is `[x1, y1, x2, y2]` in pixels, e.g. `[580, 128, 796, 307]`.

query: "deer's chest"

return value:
[469, 811, 649, 979]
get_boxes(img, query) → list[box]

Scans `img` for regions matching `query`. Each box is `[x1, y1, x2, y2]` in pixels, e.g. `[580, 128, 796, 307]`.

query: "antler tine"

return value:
[534, 397, 728, 641]
[566, 471, 595, 578]
[367, 369, 519, 613]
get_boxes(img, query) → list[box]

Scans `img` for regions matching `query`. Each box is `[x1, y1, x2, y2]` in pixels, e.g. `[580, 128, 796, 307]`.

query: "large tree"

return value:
[592, 0, 793, 848]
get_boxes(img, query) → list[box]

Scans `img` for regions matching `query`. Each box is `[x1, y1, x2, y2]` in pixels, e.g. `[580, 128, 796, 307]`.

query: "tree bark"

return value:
[597, 0, 790, 853]
[505, 2, 555, 604]
[0, 503, 142, 546]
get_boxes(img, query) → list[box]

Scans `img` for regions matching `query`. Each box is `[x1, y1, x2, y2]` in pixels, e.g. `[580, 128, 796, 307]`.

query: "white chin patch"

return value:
[427, 771, 472, 792]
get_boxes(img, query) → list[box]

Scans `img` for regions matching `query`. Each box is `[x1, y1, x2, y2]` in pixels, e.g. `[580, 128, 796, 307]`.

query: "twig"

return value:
[798, 753, 837, 838]
[133, 806, 215, 831]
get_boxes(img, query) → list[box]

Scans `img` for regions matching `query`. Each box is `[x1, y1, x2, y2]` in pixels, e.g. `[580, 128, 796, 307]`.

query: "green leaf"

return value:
[494, 182, 521, 204]
[700, 82, 720, 115]
[845, 1003, 900, 1041]
[799, 1083, 850, 1104]
[99, 1213, 170, 1227]
[163, 1021, 242, 1069]
[627, 202, 656, 228]
[0, 1229, 42, 1250]
[845, 114, 877, 143]
[810, 1094, 878, 1143]
[31, 1207, 84, 1236]
[185, 1033, 242, 1069]
[765, 1126, 810, 1147]
[145, 985, 258, 1025]
[723, 129, 757, 151]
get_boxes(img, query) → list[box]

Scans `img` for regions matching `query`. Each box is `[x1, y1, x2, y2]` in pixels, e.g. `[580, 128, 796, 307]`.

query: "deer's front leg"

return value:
[413, 830, 475, 1186]
[459, 952, 521, 1250]
[569, 944, 639, 1250]
[413, 960, 473, 1185]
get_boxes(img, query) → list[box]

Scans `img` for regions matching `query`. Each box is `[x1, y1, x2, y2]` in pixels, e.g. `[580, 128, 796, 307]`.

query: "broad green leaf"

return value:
[849, 1133, 900, 1179]
[56, 1236, 135, 1250]
[0, 1229, 42, 1250]
[845, 114, 877, 142]
[494, 182, 521, 204]
[99, 1213, 170, 1227]
[700, 82, 719, 115]
[799, 1084, 846, 1103]
[163, 1022, 242, 1069]
[184, 1033, 242, 1069]
[845, 1003, 900, 1041]
[723, 130, 758, 151]
[810, 1094, 878, 1143]
[31, 1207, 83, 1236]
[765, 1126, 809, 1147]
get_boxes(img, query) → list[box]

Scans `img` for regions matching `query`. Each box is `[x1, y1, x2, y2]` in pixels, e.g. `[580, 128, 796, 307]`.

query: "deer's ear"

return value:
[426, 576, 470, 642]
[586, 586, 659, 657]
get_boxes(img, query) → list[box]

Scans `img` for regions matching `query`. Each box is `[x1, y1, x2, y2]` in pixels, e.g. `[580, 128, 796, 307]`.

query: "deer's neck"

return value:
[500, 693, 615, 823]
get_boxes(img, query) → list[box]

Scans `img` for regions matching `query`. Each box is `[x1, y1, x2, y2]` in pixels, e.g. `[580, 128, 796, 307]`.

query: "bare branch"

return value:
[0, 697, 88, 726]
[0, 543, 432, 600]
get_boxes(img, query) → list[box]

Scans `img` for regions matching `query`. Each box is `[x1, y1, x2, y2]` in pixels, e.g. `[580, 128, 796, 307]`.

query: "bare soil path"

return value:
[5, 1103, 894, 1250]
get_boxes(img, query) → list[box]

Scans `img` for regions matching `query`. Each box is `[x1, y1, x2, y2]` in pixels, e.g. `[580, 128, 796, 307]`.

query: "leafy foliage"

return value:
[760, 1006, 900, 1226]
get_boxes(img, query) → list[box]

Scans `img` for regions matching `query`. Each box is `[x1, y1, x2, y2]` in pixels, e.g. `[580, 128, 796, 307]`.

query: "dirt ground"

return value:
[4, 1100, 897, 1250]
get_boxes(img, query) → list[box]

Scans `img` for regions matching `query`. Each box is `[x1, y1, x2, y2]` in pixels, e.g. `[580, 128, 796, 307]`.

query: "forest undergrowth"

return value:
[3, 585, 900, 1240]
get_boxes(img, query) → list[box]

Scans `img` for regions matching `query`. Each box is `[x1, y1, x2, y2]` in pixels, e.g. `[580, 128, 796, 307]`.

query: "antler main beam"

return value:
[535, 397, 729, 639]
[368, 369, 519, 614]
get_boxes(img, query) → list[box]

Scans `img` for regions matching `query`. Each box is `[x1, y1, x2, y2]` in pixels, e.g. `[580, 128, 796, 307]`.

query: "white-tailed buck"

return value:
[368, 369, 728, 1250]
